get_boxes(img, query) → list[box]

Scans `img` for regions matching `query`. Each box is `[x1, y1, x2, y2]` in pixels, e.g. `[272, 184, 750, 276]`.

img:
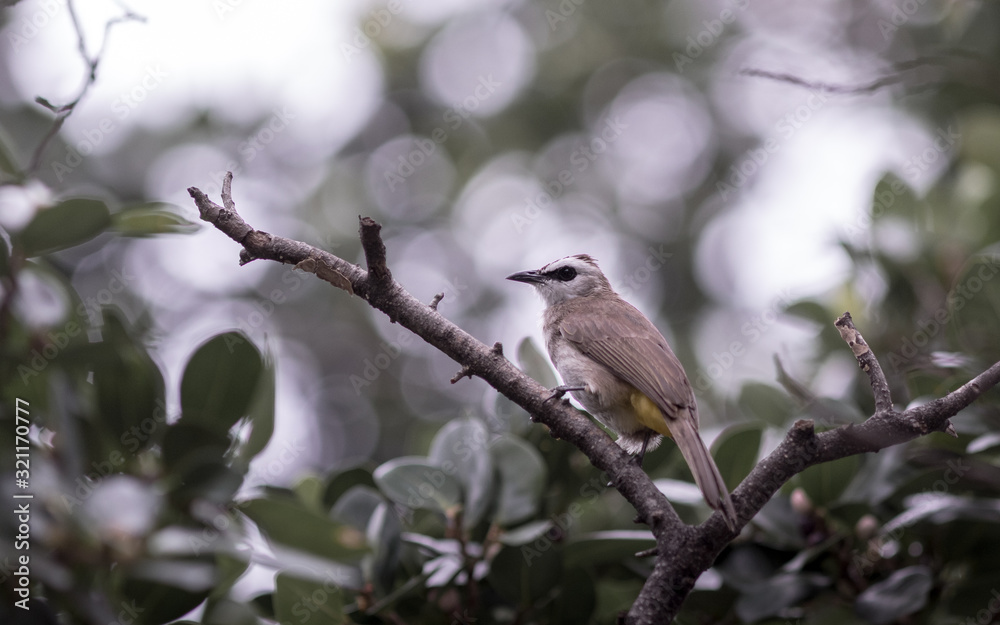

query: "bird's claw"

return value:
[543, 385, 585, 404]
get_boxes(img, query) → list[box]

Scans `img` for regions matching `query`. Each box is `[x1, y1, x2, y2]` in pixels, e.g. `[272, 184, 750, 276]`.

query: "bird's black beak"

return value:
[506, 270, 545, 285]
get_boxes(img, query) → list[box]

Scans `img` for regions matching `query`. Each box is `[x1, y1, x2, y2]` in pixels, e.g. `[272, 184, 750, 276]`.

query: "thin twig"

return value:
[26, 1, 145, 175]
[835, 312, 895, 416]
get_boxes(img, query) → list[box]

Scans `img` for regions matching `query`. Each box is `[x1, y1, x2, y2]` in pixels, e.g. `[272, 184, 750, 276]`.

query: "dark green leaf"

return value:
[517, 337, 558, 389]
[294, 475, 325, 511]
[366, 502, 401, 594]
[551, 568, 596, 624]
[564, 531, 655, 568]
[428, 416, 494, 528]
[855, 566, 933, 625]
[235, 350, 275, 467]
[180, 332, 263, 436]
[738, 383, 795, 426]
[18, 198, 110, 256]
[111, 202, 199, 236]
[162, 422, 229, 472]
[0, 124, 22, 179]
[488, 543, 562, 605]
[330, 486, 383, 530]
[373, 456, 463, 514]
[734, 572, 829, 623]
[711, 422, 763, 491]
[797, 454, 861, 507]
[499, 520, 553, 546]
[323, 468, 377, 510]
[119, 575, 211, 625]
[491, 434, 546, 525]
[274, 572, 345, 625]
[91, 311, 165, 453]
[242, 497, 369, 563]
[783, 300, 831, 326]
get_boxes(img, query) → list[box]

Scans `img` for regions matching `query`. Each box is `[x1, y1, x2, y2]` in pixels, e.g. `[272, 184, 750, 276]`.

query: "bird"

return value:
[507, 254, 738, 531]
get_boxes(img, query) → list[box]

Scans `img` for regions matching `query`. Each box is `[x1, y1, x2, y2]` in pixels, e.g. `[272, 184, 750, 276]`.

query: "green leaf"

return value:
[738, 383, 795, 426]
[797, 454, 861, 507]
[491, 434, 546, 525]
[242, 498, 369, 563]
[950, 252, 1000, 358]
[0, 123, 22, 179]
[111, 202, 199, 236]
[162, 422, 229, 472]
[295, 475, 326, 511]
[499, 520, 553, 546]
[711, 422, 763, 491]
[91, 311, 166, 453]
[180, 332, 263, 436]
[323, 468, 377, 510]
[274, 572, 345, 624]
[18, 197, 110, 256]
[330, 486, 383, 531]
[488, 543, 562, 605]
[428, 416, 495, 528]
[783, 300, 831, 326]
[365, 502, 401, 594]
[373, 456, 463, 514]
[551, 568, 596, 624]
[734, 572, 829, 623]
[517, 337, 558, 389]
[119, 575, 212, 625]
[855, 566, 933, 625]
[564, 531, 655, 568]
[233, 351, 275, 470]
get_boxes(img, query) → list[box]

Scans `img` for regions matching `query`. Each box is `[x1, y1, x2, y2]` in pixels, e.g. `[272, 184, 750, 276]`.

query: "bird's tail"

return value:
[670, 416, 738, 531]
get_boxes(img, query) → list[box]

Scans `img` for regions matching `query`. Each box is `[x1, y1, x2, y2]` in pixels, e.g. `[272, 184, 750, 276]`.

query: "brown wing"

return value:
[559, 297, 697, 425]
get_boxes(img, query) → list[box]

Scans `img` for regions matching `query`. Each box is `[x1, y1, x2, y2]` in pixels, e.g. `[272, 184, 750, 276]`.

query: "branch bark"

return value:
[189, 174, 1000, 624]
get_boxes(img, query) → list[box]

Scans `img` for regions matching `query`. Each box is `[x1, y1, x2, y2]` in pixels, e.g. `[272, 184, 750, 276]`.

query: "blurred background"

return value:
[1, 0, 999, 623]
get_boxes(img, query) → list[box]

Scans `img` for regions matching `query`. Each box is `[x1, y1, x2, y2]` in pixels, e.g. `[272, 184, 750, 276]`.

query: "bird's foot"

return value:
[543, 385, 585, 404]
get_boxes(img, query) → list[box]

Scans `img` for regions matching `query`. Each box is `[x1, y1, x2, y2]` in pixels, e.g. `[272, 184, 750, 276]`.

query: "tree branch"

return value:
[26, 0, 144, 176]
[189, 176, 1000, 625]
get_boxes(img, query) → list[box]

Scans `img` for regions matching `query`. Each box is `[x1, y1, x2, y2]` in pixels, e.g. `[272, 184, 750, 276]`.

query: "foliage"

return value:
[2, 0, 1000, 623]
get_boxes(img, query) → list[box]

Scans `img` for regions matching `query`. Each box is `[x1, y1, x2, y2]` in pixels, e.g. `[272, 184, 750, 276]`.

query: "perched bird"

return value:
[507, 254, 738, 530]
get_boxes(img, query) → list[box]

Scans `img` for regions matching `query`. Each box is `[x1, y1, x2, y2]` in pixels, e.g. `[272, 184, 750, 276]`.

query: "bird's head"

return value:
[506, 254, 613, 306]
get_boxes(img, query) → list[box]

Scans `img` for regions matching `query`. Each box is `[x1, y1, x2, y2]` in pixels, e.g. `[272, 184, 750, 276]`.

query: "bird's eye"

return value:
[555, 266, 576, 281]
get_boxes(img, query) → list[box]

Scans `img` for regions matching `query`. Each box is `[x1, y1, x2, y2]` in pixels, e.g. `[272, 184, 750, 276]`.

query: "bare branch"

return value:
[26, 1, 145, 175]
[189, 176, 1000, 625]
[835, 312, 894, 416]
